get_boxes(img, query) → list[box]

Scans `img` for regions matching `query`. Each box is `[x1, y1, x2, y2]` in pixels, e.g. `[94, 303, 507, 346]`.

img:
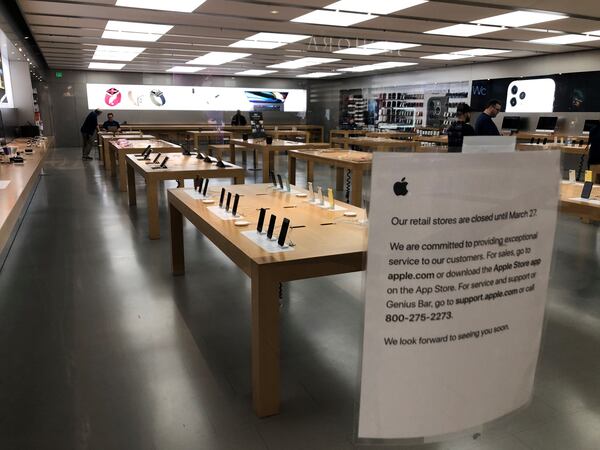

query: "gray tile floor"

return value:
[0, 147, 599, 450]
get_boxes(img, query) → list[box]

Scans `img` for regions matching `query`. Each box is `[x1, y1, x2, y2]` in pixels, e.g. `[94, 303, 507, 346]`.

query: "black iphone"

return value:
[204, 154, 212, 163]
[202, 179, 209, 196]
[160, 156, 169, 168]
[153, 153, 162, 164]
[278, 218, 290, 247]
[266, 214, 276, 239]
[581, 181, 593, 199]
[270, 171, 277, 187]
[194, 176, 202, 191]
[257, 208, 266, 233]
[231, 194, 240, 216]
[143, 149, 152, 160]
[277, 174, 284, 190]
[139, 145, 151, 157]
[219, 188, 226, 207]
[543, 137, 548, 145]
[225, 192, 232, 212]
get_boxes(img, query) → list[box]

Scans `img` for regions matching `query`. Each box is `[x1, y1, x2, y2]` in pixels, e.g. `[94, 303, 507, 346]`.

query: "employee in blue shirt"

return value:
[475, 99, 501, 136]
[80, 109, 102, 160]
[101, 113, 121, 132]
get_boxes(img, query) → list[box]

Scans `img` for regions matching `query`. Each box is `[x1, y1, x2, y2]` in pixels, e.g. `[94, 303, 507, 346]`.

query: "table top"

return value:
[330, 129, 369, 136]
[414, 135, 448, 143]
[288, 149, 372, 167]
[560, 181, 600, 213]
[126, 153, 243, 176]
[341, 136, 415, 147]
[168, 183, 368, 266]
[366, 131, 414, 139]
[100, 134, 154, 141]
[109, 139, 181, 150]
[231, 138, 328, 151]
[187, 130, 233, 136]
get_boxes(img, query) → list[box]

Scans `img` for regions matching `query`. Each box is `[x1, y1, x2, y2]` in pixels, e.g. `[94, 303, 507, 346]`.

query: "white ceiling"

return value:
[15, 0, 600, 79]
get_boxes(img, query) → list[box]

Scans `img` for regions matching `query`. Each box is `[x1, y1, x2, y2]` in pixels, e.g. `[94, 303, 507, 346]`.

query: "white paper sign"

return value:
[358, 152, 559, 440]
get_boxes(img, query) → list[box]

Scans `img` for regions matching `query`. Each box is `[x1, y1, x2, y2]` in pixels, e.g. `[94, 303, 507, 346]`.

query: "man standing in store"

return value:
[586, 123, 600, 183]
[80, 108, 102, 160]
[101, 112, 121, 132]
[447, 103, 475, 153]
[475, 99, 501, 136]
[231, 110, 247, 126]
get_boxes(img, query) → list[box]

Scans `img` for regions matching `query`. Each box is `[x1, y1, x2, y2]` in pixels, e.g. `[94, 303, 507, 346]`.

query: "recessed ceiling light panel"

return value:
[166, 66, 205, 73]
[89, 62, 126, 70]
[421, 54, 470, 60]
[235, 70, 278, 76]
[291, 10, 373, 27]
[339, 61, 417, 72]
[296, 72, 340, 78]
[335, 41, 419, 55]
[425, 24, 501, 37]
[115, 0, 206, 13]
[268, 57, 340, 69]
[92, 45, 145, 61]
[473, 11, 567, 27]
[326, 0, 428, 15]
[186, 52, 251, 65]
[453, 48, 510, 56]
[102, 21, 173, 42]
[528, 34, 600, 45]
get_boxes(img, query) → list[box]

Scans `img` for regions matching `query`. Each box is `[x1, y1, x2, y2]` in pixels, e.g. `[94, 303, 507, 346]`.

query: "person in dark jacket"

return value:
[101, 113, 121, 132]
[474, 99, 501, 136]
[447, 103, 475, 153]
[587, 123, 600, 183]
[231, 110, 247, 126]
[80, 109, 102, 160]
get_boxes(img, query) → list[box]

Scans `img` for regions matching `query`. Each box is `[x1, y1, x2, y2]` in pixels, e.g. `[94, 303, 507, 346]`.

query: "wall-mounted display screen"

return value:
[505, 79, 555, 113]
[583, 119, 600, 133]
[86, 84, 307, 112]
[501, 116, 521, 131]
[0, 30, 14, 108]
[536, 116, 558, 132]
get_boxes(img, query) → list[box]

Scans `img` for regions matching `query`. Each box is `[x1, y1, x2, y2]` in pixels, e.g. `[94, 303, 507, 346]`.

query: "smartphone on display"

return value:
[140, 145, 151, 157]
[153, 153, 162, 164]
[277, 218, 290, 247]
[270, 171, 277, 187]
[231, 194, 240, 216]
[194, 176, 202, 190]
[266, 214, 276, 239]
[219, 188, 226, 207]
[506, 78, 556, 113]
[225, 192, 232, 212]
[257, 208, 266, 233]
[202, 179, 209, 196]
[581, 181, 593, 199]
[277, 174, 284, 190]
[144, 149, 152, 160]
[160, 156, 169, 168]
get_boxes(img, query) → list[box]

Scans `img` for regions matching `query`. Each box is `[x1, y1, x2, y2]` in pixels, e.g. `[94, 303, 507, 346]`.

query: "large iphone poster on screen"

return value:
[471, 70, 600, 113]
[86, 84, 307, 112]
[358, 151, 559, 441]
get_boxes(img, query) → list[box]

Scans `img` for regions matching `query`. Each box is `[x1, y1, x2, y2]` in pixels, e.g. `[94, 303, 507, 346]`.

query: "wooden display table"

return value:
[267, 130, 310, 142]
[287, 149, 372, 207]
[229, 139, 329, 183]
[187, 130, 232, 149]
[99, 133, 154, 166]
[329, 129, 369, 141]
[127, 153, 244, 239]
[168, 183, 367, 417]
[365, 131, 415, 140]
[331, 136, 415, 151]
[208, 144, 250, 164]
[414, 135, 448, 145]
[0, 139, 49, 261]
[415, 145, 449, 153]
[107, 139, 182, 192]
[560, 181, 600, 221]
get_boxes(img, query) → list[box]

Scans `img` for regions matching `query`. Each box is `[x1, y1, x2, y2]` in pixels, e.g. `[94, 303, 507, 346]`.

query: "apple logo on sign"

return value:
[393, 178, 408, 196]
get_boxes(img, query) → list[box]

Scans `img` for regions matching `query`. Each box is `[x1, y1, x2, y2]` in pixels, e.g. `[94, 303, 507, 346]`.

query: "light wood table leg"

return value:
[170, 203, 185, 275]
[230, 146, 236, 164]
[109, 147, 117, 176]
[251, 264, 280, 417]
[262, 149, 271, 183]
[118, 150, 128, 191]
[335, 167, 344, 191]
[288, 155, 296, 185]
[147, 178, 160, 240]
[234, 174, 244, 185]
[307, 161, 314, 184]
[127, 163, 137, 206]
[350, 168, 363, 207]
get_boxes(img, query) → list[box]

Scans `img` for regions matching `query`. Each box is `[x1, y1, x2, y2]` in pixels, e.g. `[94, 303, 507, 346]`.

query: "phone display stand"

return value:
[207, 205, 244, 221]
[241, 231, 295, 253]
[316, 201, 348, 212]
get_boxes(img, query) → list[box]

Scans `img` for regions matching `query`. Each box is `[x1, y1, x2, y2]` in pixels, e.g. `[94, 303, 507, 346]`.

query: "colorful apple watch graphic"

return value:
[150, 89, 166, 107]
[128, 90, 144, 106]
[104, 87, 122, 107]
